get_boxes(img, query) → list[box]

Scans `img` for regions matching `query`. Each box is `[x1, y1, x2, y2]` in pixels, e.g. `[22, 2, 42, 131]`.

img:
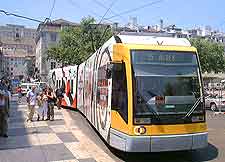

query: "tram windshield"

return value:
[131, 50, 204, 124]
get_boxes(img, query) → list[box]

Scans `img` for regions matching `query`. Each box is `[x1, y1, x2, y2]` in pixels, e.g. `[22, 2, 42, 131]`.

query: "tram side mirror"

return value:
[106, 63, 113, 79]
[106, 62, 124, 79]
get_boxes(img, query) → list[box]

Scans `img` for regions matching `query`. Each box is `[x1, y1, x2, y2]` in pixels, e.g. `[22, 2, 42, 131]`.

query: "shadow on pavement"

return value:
[111, 143, 218, 162]
[0, 96, 31, 150]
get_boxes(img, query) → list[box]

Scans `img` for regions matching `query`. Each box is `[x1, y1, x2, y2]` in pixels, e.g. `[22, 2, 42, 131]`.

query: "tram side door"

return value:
[96, 51, 112, 141]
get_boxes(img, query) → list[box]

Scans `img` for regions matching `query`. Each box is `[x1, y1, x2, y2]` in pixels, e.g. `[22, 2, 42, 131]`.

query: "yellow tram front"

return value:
[110, 44, 208, 152]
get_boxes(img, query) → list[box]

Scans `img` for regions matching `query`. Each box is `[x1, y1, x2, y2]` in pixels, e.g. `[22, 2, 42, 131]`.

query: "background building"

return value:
[0, 24, 36, 80]
[35, 19, 78, 81]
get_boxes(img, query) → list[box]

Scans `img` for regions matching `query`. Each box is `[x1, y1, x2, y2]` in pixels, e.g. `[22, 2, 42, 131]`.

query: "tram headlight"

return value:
[134, 126, 147, 135]
[191, 115, 204, 122]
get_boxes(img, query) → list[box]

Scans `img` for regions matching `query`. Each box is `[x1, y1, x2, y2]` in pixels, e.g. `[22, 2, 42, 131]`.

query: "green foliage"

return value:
[47, 16, 113, 65]
[190, 38, 225, 73]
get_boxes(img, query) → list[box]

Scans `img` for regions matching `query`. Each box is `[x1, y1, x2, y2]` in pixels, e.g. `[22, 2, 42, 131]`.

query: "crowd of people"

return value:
[26, 86, 59, 122]
[0, 79, 64, 138]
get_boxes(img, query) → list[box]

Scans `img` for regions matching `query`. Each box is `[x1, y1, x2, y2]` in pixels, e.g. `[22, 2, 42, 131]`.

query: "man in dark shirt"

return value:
[0, 79, 9, 137]
[55, 87, 64, 109]
[47, 88, 55, 121]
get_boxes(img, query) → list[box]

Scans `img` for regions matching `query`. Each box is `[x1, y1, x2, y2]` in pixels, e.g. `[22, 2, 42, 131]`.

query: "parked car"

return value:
[34, 82, 47, 93]
[20, 83, 38, 96]
[205, 95, 225, 111]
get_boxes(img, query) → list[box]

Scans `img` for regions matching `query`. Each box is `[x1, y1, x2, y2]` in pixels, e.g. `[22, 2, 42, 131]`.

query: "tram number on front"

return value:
[155, 96, 165, 105]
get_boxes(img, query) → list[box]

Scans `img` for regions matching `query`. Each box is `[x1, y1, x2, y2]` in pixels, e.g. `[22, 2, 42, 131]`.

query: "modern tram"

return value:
[48, 33, 208, 152]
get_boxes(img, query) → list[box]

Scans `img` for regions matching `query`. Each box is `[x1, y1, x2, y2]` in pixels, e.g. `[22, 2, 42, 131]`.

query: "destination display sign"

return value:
[131, 50, 196, 64]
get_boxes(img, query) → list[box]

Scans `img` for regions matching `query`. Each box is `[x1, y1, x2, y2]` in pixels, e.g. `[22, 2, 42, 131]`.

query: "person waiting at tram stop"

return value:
[26, 86, 37, 122]
[0, 79, 10, 138]
[46, 87, 56, 121]
[36, 91, 48, 121]
[55, 86, 64, 110]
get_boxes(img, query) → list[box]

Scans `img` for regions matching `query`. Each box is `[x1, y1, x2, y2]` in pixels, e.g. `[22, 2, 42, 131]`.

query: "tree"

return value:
[190, 38, 225, 73]
[47, 16, 113, 65]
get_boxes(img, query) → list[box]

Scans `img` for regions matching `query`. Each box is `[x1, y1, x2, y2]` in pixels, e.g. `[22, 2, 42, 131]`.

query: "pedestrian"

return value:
[17, 86, 22, 103]
[36, 90, 48, 121]
[0, 80, 10, 137]
[55, 86, 64, 109]
[47, 87, 56, 121]
[26, 86, 37, 122]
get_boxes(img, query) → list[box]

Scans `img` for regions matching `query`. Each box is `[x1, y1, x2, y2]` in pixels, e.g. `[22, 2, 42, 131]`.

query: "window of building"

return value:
[50, 62, 56, 69]
[15, 33, 20, 38]
[11, 72, 13, 76]
[50, 32, 57, 41]
[11, 67, 13, 71]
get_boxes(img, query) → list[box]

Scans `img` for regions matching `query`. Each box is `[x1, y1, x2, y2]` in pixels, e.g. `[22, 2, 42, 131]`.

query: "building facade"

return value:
[35, 19, 78, 81]
[0, 24, 36, 80]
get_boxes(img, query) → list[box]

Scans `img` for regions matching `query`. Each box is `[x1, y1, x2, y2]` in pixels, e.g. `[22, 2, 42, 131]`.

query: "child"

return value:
[36, 92, 43, 121]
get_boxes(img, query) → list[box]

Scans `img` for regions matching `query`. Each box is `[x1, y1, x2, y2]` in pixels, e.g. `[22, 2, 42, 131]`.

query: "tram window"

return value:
[112, 63, 128, 123]
[56, 80, 58, 88]
[71, 80, 74, 94]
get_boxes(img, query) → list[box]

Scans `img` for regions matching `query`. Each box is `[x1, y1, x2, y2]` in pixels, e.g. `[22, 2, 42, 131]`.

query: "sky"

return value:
[1, 0, 225, 31]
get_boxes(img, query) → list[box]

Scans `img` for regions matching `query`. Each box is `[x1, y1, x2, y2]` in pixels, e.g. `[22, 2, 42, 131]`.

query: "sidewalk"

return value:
[0, 96, 115, 162]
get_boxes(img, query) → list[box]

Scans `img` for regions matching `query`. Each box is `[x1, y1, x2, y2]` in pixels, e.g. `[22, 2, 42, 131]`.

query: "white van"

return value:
[20, 83, 37, 95]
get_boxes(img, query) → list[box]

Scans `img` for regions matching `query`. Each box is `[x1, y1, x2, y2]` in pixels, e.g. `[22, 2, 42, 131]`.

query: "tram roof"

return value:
[112, 33, 191, 47]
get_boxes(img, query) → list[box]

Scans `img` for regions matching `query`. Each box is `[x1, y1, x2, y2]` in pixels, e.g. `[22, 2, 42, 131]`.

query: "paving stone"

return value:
[56, 132, 79, 143]
[64, 142, 92, 159]
[42, 144, 76, 162]
[36, 133, 63, 145]
[0, 135, 32, 150]
[50, 159, 79, 162]
[8, 126, 54, 136]
[47, 119, 65, 126]
[78, 158, 96, 162]
[54, 111, 63, 116]
[9, 118, 26, 123]
[50, 125, 70, 133]
[0, 146, 46, 162]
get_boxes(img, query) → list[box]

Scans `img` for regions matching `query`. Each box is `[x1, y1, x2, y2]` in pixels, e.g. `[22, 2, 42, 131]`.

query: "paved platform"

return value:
[0, 97, 115, 162]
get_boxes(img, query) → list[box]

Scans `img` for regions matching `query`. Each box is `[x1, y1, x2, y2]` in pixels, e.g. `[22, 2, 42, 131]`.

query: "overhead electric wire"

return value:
[67, 0, 101, 19]
[97, 0, 118, 25]
[0, 9, 43, 23]
[90, 0, 126, 22]
[105, 0, 164, 20]
[48, 0, 56, 19]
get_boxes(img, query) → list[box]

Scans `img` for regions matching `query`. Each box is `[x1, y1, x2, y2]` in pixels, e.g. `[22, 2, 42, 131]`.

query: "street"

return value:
[67, 107, 224, 162]
[0, 96, 224, 162]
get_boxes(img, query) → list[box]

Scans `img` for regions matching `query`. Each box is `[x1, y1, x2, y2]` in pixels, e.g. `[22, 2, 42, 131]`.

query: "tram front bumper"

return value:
[110, 128, 208, 152]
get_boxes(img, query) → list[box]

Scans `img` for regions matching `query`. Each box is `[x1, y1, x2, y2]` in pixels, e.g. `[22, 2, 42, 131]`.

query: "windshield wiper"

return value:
[183, 97, 201, 119]
[137, 92, 161, 121]
[145, 102, 161, 121]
